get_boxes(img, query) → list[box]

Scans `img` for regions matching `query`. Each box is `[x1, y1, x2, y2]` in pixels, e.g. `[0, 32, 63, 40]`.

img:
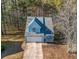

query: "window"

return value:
[32, 27, 36, 32]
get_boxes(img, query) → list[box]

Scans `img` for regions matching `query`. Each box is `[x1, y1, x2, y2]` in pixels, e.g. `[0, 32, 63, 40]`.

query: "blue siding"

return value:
[29, 21, 41, 33]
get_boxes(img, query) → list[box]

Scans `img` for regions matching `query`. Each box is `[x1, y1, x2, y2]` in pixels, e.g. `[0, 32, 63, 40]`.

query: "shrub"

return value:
[54, 30, 65, 44]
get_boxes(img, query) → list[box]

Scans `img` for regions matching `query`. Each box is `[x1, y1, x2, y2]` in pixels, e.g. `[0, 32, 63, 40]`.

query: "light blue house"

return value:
[25, 17, 54, 42]
[28, 18, 41, 34]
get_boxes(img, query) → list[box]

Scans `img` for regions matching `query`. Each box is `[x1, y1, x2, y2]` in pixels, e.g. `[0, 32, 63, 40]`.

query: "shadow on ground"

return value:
[1, 41, 23, 58]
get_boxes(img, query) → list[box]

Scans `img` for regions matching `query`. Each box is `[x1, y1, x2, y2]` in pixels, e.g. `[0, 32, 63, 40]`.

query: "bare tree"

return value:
[52, 0, 77, 53]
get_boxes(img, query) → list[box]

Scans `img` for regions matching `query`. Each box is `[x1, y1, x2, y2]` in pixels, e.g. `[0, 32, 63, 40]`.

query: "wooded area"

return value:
[1, 0, 77, 59]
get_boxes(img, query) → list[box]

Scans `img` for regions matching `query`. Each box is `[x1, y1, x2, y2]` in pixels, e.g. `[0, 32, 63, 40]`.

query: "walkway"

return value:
[23, 43, 43, 59]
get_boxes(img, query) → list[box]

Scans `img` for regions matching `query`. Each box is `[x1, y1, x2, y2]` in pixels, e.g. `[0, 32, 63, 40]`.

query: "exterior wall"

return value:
[29, 21, 41, 33]
[25, 33, 44, 42]
[25, 33, 54, 43]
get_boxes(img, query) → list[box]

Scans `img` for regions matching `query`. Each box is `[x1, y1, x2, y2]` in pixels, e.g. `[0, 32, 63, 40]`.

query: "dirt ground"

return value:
[42, 43, 77, 59]
[2, 52, 23, 59]
[1, 35, 24, 41]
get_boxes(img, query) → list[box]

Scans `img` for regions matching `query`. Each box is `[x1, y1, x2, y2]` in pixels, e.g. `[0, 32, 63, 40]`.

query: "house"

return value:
[28, 17, 53, 34]
[25, 17, 54, 42]
[27, 18, 41, 34]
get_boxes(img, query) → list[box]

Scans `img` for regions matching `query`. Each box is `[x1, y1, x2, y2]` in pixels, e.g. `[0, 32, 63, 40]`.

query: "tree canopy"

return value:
[17, 0, 63, 11]
[42, 0, 63, 11]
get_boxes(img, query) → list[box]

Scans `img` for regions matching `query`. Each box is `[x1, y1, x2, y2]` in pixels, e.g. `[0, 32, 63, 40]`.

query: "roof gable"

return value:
[27, 17, 53, 34]
[35, 17, 53, 34]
